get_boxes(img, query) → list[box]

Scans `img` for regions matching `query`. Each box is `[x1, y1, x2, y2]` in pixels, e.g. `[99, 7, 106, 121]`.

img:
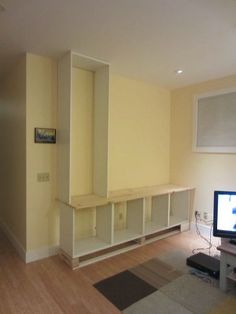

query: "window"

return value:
[193, 87, 236, 153]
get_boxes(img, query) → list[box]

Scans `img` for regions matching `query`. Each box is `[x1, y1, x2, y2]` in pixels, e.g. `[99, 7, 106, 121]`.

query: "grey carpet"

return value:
[157, 249, 190, 273]
[129, 258, 182, 289]
[94, 250, 234, 313]
[123, 290, 193, 314]
[123, 249, 234, 314]
[124, 274, 228, 314]
[159, 274, 227, 314]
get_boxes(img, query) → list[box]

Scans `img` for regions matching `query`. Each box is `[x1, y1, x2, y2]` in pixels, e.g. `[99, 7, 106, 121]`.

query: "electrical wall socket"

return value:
[203, 211, 213, 221]
[203, 212, 208, 220]
[37, 172, 50, 182]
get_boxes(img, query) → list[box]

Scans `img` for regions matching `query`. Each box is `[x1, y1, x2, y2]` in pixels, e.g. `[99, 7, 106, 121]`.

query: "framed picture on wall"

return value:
[34, 128, 56, 144]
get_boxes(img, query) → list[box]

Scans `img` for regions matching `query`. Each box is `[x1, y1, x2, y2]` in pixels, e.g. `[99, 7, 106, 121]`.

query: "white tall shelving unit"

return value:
[58, 51, 110, 204]
[58, 51, 110, 268]
[57, 51, 194, 269]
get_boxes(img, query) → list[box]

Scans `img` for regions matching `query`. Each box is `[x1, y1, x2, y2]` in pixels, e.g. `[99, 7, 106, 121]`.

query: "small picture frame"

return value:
[34, 128, 56, 144]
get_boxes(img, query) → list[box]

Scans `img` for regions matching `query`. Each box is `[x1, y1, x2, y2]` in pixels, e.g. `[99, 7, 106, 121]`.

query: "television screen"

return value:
[213, 191, 236, 240]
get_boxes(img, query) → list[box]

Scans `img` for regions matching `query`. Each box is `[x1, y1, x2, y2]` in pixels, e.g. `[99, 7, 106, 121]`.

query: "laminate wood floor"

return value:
[0, 229, 218, 314]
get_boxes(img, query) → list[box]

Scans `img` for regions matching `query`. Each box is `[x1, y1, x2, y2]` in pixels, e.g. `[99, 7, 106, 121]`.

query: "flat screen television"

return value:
[213, 191, 236, 245]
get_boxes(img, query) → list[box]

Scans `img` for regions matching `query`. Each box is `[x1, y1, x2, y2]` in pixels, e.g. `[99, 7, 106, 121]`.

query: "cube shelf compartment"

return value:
[169, 191, 189, 227]
[74, 204, 113, 256]
[144, 194, 169, 235]
[113, 198, 144, 245]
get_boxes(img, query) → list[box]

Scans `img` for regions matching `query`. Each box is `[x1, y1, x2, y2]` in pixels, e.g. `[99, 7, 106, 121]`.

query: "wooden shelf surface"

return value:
[108, 184, 194, 203]
[70, 194, 108, 210]
[113, 229, 142, 245]
[144, 221, 167, 235]
[74, 236, 110, 257]
[58, 184, 194, 210]
[169, 216, 188, 227]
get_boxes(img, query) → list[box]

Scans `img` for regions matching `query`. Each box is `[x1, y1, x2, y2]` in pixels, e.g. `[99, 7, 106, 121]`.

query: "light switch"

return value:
[37, 172, 50, 182]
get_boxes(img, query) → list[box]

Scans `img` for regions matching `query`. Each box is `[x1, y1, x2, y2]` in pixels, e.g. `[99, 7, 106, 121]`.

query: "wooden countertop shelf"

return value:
[108, 184, 194, 203]
[58, 184, 194, 210]
[70, 194, 108, 210]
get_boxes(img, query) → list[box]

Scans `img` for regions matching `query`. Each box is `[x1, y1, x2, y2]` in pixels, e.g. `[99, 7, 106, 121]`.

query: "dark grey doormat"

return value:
[94, 270, 157, 311]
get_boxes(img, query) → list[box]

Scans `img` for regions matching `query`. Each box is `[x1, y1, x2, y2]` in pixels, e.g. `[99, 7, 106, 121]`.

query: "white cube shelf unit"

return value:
[57, 52, 195, 269]
[58, 184, 194, 268]
[57, 51, 111, 268]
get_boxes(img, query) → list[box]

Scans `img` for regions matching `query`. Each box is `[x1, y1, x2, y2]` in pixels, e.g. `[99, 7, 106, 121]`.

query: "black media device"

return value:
[186, 252, 220, 278]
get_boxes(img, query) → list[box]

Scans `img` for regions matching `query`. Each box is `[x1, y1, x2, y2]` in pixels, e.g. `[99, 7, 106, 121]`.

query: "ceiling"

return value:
[1, 0, 236, 88]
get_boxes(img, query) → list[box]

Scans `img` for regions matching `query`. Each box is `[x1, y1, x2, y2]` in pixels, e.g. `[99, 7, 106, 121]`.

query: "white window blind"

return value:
[193, 88, 236, 153]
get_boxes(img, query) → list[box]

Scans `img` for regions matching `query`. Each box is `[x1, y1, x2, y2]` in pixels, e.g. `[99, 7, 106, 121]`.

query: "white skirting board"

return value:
[190, 221, 211, 236]
[0, 218, 59, 263]
[25, 245, 59, 263]
[0, 218, 26, 261]
[190, 221, 221, 246]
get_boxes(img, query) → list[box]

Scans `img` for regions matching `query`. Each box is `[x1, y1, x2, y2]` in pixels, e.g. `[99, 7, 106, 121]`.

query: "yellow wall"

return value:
[0, 56, 27, 249]
[109, 75, 170, 191]
[26, 54, 58, 250]
[71, 67, 94, 196]
[5, 53, 236, 254]
[170, 75, 236, 217]
[2, 53, 236, 254]
[0, 54, 171, 254]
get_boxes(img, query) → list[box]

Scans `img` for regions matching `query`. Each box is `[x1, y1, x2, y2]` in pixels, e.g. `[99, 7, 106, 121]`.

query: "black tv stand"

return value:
[229, 239, 236, 245]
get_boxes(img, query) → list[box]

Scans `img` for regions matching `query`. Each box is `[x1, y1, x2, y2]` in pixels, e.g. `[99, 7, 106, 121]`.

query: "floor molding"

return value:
[0, 218, 59, 263]
[0, 218, 26, 261]
[26, 245, 59, 263]
[190, 221, 221, 248]
[190, 221, 212, 237]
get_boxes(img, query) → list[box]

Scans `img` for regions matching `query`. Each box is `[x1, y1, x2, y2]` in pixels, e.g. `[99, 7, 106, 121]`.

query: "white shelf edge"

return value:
[169, 216, 189, 226]
[113, 229, 143, 245]
[78, 229, 181, 268]
[73, 237, 110, 258]
[144, 223, 169, 236]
